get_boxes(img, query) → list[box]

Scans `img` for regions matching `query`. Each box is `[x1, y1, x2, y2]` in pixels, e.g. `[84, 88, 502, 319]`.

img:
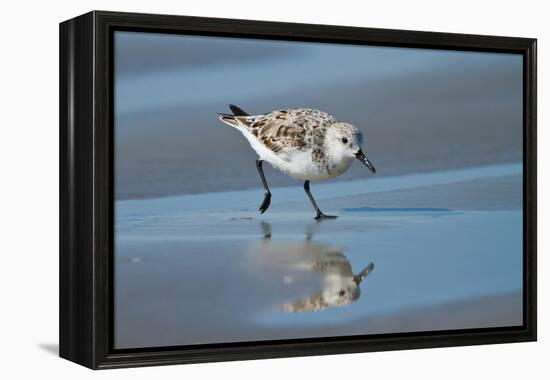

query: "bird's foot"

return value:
[314, 213, 338, 221]
[259, 193, 272, 214]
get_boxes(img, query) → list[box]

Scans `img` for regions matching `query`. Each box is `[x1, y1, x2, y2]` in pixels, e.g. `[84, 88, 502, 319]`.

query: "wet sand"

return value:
[114, 164, 523, 349]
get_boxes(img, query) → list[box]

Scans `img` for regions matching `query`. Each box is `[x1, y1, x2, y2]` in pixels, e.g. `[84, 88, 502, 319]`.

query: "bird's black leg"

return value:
[261, 221, 272, 239]
[256, 160, 272, 214]
[303, 180, 337, 220]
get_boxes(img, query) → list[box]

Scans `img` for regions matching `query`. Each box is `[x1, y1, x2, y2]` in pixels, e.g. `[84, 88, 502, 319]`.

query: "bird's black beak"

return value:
[353, 263, 374, 285]
[355, 150, 376, 174]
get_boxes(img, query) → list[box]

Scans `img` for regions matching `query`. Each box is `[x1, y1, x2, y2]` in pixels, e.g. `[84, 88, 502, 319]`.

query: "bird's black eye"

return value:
[339, 290, 345, 297]
[341, 137, 348, 144]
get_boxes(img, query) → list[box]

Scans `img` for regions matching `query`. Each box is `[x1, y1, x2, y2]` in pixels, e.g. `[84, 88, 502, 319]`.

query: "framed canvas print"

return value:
[59, 11, 537, 369]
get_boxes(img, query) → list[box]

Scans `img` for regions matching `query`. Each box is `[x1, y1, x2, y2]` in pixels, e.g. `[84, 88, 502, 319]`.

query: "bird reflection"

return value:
[256, 222, 374, 313]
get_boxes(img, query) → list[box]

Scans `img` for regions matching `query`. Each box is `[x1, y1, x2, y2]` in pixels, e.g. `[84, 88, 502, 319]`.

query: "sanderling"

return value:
[282, 260, 374, 313]
[218, 104, 376, 220]
[256, 222, 374, 312]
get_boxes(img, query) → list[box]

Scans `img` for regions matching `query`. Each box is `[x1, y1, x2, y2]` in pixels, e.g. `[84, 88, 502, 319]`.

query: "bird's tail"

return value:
[228, 104, 249, 116]
[218, 113, 239, 127]
[217, 104, 250, 128]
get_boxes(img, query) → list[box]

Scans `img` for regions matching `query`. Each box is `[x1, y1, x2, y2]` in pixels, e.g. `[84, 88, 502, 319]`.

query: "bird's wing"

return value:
[245, 110, 309, 156]
[282, 293, 329, 313]
[228, 108, 335, 159]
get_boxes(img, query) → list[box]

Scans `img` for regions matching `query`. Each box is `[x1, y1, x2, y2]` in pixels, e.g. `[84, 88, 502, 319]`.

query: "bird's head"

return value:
[326, 123, 376, 173]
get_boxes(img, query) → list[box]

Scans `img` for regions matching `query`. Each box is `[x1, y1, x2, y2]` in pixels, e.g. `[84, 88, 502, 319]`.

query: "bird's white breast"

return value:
[239, 129, 353, 181]
[273, 150, 353, 181]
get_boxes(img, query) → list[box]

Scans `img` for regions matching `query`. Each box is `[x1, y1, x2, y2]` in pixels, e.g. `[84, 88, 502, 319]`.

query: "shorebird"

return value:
[255, 222, 374, 312]
[282, 260, 374, 312]
[218, 105, 376, 220]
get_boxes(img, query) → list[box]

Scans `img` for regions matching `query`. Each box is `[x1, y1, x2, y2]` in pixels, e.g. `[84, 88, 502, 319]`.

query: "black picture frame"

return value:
[59, 10, 537, 369]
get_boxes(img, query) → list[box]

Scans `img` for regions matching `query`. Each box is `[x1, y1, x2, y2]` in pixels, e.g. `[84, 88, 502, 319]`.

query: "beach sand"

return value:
[114, 48, 521, 200]
[112, 33, 524, 349]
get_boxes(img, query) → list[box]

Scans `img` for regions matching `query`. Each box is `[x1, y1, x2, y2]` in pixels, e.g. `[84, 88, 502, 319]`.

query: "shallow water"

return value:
[114, 165, 523, 349]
